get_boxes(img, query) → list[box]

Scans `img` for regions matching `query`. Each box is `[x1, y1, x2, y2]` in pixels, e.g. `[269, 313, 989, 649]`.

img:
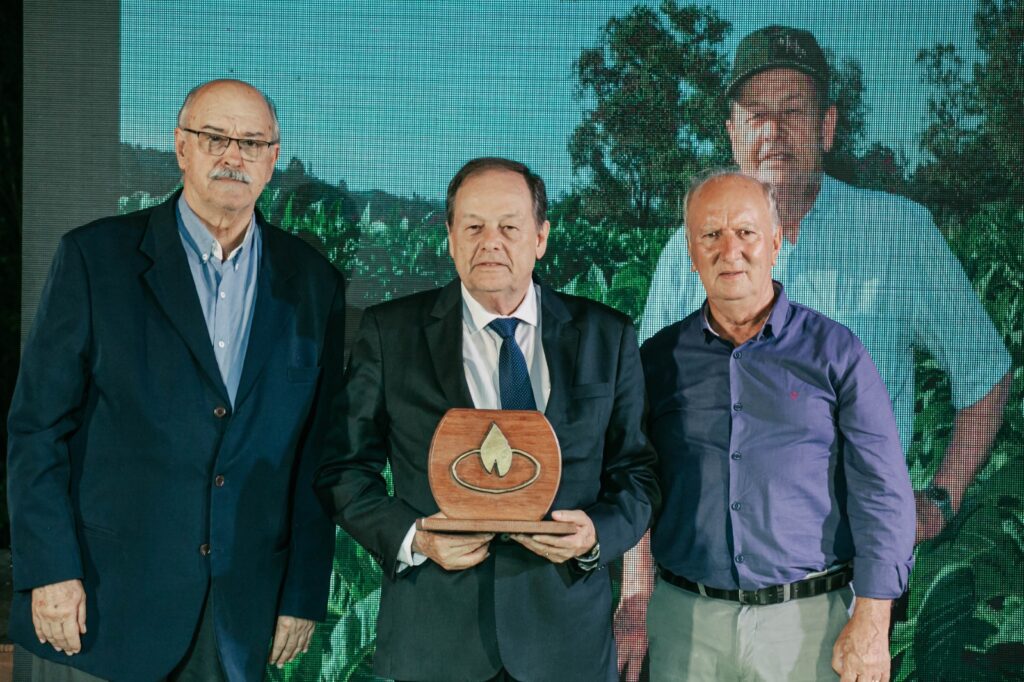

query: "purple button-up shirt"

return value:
[642, 283, 915, 599]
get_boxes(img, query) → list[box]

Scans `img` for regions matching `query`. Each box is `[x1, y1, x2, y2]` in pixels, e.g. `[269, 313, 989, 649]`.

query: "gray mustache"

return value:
[208, 168, 252, 184]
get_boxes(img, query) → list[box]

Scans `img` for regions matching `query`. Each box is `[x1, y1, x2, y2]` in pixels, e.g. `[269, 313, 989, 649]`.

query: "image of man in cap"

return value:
[617, 23, 1011, 682]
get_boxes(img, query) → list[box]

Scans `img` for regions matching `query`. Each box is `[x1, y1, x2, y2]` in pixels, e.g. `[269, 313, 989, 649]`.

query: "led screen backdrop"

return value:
[22, 1, 1024, 680]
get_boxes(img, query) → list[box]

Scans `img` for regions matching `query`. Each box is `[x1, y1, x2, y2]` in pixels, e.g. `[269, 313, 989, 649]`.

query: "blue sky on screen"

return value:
[121, 0, 977, 200]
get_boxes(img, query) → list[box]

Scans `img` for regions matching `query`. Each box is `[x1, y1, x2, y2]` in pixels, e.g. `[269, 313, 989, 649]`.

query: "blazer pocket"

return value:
[76, 519, 121, 541]
[569, 382, 611, 400]
[287, 366, 321, 383]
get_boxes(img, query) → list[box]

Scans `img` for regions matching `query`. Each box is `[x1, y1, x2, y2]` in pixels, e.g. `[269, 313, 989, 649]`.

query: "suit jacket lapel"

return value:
[234, 220, 295, 408]
[539, 284, 578, 426]
[424, 280, 474, 408]
[140, 194, 229, 403]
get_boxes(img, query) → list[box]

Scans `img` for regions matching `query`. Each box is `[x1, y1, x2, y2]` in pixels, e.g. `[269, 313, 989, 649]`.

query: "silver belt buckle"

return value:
[737, 588, 753, 605]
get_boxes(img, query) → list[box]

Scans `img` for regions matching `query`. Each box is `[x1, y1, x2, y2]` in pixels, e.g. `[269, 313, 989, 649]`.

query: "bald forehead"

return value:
[691, 175, 767, 211]
[179, 80, 278, 138]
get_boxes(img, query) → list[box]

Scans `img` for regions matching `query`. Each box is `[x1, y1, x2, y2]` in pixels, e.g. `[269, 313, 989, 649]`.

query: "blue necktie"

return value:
[487, 318, 537, 411]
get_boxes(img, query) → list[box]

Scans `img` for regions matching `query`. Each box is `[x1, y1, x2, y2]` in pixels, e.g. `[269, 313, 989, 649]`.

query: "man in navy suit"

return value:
[7, 79, 343, 680]
[315, 157, 659, 682]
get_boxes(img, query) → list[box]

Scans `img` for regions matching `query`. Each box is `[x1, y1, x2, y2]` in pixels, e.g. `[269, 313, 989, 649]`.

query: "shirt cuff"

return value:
[396, 523, 429, 572]
[852, 556, 913, 599]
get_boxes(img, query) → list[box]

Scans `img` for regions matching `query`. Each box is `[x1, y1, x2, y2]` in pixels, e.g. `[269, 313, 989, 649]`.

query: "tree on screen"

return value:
[565, 1, 886, 231]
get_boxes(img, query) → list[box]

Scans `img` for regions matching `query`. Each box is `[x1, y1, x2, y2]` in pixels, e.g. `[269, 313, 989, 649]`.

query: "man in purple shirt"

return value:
[641, 170, 914, 681]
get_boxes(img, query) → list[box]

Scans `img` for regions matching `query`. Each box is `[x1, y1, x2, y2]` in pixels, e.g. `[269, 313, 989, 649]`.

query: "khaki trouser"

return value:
[647, 574, 854, 681]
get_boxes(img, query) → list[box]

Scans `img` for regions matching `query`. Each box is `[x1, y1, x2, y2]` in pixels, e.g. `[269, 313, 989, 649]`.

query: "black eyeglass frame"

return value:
[179, 127, 279, 160]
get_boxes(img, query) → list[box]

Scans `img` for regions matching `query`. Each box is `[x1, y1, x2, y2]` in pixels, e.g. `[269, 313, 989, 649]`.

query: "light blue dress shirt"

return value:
[176, 196, 261, 405]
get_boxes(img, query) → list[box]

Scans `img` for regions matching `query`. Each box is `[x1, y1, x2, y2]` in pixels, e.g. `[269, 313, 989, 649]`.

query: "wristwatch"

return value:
[925, 484, 955, 523]
[575, 542, 601, 571]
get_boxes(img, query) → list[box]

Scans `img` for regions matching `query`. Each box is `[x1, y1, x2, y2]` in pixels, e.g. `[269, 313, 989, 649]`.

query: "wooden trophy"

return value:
[416, 408, 574, 534]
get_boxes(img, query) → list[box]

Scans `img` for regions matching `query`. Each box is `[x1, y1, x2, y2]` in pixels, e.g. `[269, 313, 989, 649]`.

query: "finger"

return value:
[550, 509, 586, 523]
[297, 623, 314, 654]
[61, 617, 82, 654]
[281, 633, 301, 665]
[46, 618, 70, 653]
[434, 532, 493, 550]
[509, 535, 548, 556]
[275, 627, 299, 667]
[39, 618, 61, 651]
[443, 543, 489, 570]
[529, 533, 575, 546]
[286, 624, 313, 662]
[269, 620, 289, 663]
[32, 611, 45, 644]
[456, 544, 491, 568]
[77, 595, 87, 634]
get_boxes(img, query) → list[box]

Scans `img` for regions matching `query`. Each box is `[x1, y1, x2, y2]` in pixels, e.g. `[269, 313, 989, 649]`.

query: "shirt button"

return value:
[731, 502, 742, 511]
[219, 291, 226, 299]
[199, 543, 211, 556]
[733, 351, 742, 359]
[733, 402, 743, 412]
[214, 475, 225, 487]
[213, 406, 228, 418]
[735, 553, 744, 564]
[217, 340, 226, 348]
[731, 451, 742, 460]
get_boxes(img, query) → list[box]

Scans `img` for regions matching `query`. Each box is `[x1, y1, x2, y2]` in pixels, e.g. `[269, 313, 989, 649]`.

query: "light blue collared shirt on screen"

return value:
[176, 195, 260, 406]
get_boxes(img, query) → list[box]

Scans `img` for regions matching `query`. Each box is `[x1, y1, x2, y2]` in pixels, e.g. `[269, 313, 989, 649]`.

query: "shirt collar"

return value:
[700, 280, 790, 342]
[461, 282, 539, 334]
[177, 195, 256, 264]
[803, 174, 838, 226]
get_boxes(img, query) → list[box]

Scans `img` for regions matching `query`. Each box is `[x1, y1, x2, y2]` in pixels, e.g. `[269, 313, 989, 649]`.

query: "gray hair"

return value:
[177, 79, 280, 141]
[683, 168, 781, 240]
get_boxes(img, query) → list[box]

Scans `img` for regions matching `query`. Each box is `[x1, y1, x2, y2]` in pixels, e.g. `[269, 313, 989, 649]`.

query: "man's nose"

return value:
[221, 139, 245, 164]
[480, 225, 504, 246]
[758, 114, 785, 141]
[719, 232, 742, 259]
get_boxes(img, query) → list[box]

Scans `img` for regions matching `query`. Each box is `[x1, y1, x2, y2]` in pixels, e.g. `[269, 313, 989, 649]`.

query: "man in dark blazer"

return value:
[315, 157, 659, 682]
[7, 79, 343, 681]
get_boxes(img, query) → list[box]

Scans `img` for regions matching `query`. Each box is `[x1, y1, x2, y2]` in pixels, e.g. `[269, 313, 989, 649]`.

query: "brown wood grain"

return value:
[416, 517, 576, 534]
[427, 409, 562, 523]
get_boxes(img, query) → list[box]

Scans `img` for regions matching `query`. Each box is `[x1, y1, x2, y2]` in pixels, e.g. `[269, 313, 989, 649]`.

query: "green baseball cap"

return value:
[726, 25, 829, 99]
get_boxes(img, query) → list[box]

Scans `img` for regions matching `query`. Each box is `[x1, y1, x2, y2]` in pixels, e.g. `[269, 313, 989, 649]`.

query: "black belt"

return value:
[659, 564, 853, 606]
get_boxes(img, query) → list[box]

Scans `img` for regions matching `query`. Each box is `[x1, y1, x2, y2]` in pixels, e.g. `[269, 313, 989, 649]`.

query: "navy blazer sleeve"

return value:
[7, 235, 91, 591]
[277, 267, 346, 619]
[582, 320, 660, 568]
[314, 307, 422, 580]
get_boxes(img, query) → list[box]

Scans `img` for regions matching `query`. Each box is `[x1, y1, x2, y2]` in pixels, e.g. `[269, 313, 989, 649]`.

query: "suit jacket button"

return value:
[214, 475, 225, 487]
[213, 406, 228, 418]
[199, 543, 211, 556]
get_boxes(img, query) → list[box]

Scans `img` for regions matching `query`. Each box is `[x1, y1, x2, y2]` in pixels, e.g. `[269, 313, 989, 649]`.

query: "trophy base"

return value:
[416, 517, 575, 534]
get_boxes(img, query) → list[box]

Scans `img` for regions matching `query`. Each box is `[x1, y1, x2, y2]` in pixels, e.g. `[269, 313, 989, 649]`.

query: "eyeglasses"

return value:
[179, 128, 279, 161]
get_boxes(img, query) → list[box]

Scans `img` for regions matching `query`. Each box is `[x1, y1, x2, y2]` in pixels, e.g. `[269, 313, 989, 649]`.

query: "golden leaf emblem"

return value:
[479, 422, 513, 477]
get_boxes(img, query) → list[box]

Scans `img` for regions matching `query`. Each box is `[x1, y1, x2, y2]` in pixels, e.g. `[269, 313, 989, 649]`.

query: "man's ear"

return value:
[174, 128, 188, 171]
[535, 220, 550, 260]
[820, 104, 838, 154]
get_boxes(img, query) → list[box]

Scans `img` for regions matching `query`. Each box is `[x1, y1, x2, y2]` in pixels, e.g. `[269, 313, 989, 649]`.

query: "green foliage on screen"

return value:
[116, 2, 1023, 680]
